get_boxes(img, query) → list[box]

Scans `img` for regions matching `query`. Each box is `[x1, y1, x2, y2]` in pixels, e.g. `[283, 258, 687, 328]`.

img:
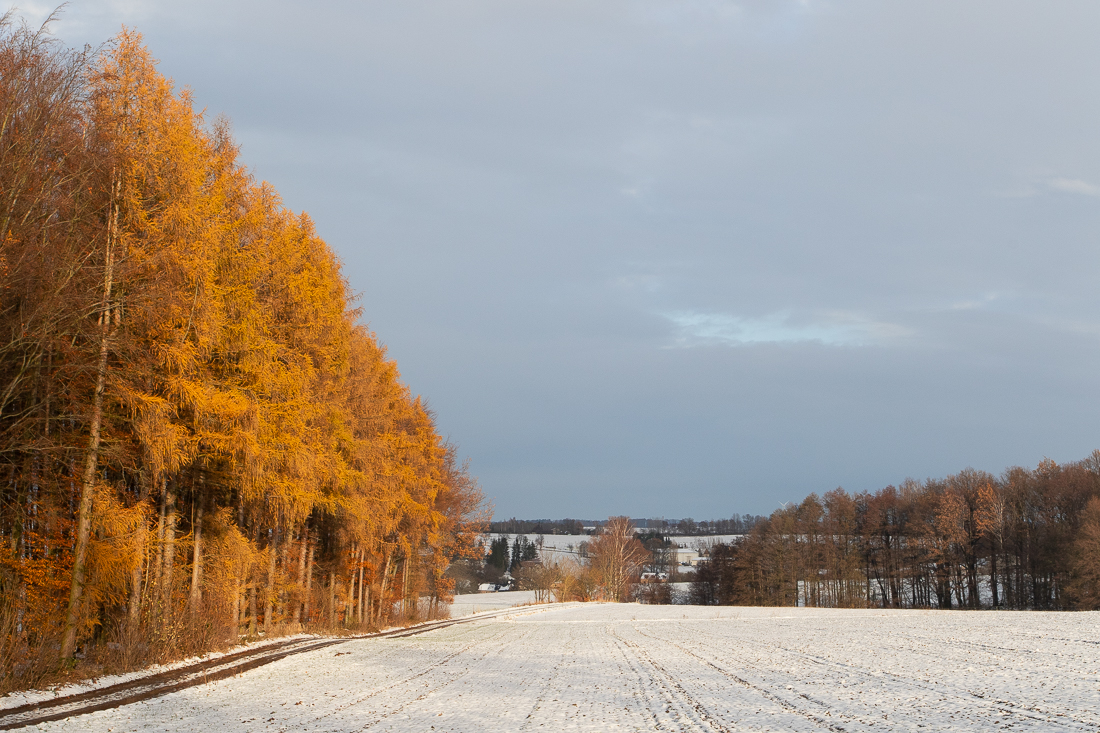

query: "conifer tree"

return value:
[0, 22, 486, 687]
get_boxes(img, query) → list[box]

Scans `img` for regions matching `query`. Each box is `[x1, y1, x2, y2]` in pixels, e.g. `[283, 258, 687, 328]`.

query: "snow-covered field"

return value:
[449, 590, 542, 616]
[0, 632, 325, 713]
[34, 604, 1100, 732]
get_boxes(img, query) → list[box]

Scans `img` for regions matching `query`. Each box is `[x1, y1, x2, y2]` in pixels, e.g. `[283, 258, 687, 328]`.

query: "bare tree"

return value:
[586, 517, 649, 602]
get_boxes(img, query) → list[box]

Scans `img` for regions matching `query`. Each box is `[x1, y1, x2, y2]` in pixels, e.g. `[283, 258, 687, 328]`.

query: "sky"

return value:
[13, 1, 1100, 519]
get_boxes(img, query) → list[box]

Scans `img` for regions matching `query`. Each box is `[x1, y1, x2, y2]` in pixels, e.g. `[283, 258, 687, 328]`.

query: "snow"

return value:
[498, 534, 588, 556]
[448, 590, 543, 617]
[496, 533, 743, 557]
[32, 604, 1100, 731]
[0, 632, 323, 713]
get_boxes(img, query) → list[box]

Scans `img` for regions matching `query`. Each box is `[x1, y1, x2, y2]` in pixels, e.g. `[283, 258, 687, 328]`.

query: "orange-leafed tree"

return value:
[0, 20, 486, 689]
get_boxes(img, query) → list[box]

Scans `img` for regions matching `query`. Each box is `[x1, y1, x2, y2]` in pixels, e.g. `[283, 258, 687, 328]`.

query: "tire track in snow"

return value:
[514, 622, 580, 732]
[789, 643, 1100, 731]
[637, 621, 1099, 732]
[605, 624, 673, 732]
[725, 622, 1099, 730]
[348, 626, 540, 732]
[623, 623, 839, 732]
[303, 624, 517, 728]
[608, 624, 734, 733]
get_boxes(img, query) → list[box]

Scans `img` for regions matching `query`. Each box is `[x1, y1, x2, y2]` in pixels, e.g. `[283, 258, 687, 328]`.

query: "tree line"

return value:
[0, 18, 484, 691]
[691, 453, 1100, 610]
[664, 516, 765, 536]
[487, 518, 585, 535]
[486, 515, 765, 536]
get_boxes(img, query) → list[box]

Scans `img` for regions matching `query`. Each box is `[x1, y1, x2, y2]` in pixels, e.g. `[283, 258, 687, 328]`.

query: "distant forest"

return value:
[0, 19, 484, 691]
[488, 515, 765, 536]
[691, 453, 1100, 611]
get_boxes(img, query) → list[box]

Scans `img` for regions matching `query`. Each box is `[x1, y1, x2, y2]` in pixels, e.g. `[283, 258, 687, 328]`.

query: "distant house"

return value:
[669, 548, 702, 568]
[678, 549, 701, 566]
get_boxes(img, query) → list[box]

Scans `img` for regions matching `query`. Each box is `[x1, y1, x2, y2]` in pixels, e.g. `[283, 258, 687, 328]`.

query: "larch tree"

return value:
[0, 21, 486, 689]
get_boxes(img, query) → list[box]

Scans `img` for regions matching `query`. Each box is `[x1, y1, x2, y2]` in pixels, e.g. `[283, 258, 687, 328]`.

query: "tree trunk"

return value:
[990, 548, 999, 608]
[328, 571, 335, 626]
[248, 517, 258, 635]
[188, 470, 205, 612]
[43, 348, 53, 438]
[264, 526, 278, 633]
[402, 553, 411, 618]
[276, 533, 289, 619]
[248, 582, 257, 636]
[127, 475, 153, 627]
[129, 538, 147, 621]
[152, 478, 167, 591]
[343, 563, 351, 627]
[293, 529, 307, 623]
[376, 550, 393, 624]
[60, 189, 118, 660]
[161, 481, 178, 612]
[346, 546, 357, 625]
[357, 550, 365, 624]
[303, 541, 314, 623]
[233, 577, 241, 636]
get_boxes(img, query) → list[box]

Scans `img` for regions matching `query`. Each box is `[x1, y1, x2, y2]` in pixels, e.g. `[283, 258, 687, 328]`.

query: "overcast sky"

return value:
[16, 1, 1100, 519]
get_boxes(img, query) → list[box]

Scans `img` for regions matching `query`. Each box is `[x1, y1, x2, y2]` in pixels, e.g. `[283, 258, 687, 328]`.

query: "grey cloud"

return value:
[1048, 178, 1100, 198]
[661, 310, 911, 347]
[24, 0, 1100, 516]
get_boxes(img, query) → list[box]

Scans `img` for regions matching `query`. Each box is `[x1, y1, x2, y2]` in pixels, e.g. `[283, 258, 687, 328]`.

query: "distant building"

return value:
[673, 549, 702, 567]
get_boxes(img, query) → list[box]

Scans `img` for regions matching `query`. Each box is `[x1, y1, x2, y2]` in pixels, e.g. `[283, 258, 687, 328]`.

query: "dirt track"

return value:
[0, 609, 520, 731]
